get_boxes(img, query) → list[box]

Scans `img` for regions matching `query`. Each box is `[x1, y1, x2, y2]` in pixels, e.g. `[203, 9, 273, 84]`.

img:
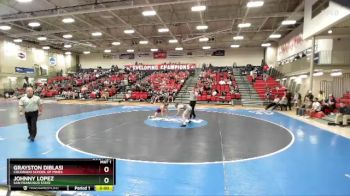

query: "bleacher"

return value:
[90, 71, 142, 99]
[127, 71, 189, 101]
[247, 75, 285, 100]
[337, 92, 350, 107]
[196, 69, 241, 103]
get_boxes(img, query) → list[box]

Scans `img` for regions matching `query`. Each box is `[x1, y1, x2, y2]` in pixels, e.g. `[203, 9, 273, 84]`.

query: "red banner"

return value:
[153, 51, 167, 59]
[126, 64, 196, 71]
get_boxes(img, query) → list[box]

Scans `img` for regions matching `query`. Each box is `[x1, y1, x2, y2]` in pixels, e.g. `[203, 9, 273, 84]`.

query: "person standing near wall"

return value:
[19, 87, 43, 142]
[293, 91, 302, 108]
[286, 89, 293, 110]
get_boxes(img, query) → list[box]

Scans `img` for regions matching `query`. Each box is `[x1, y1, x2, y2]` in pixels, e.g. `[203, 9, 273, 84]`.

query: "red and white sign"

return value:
[153, 51, 167, 59]
[277, 33, 311, 61]
[126, 63, 196, 71]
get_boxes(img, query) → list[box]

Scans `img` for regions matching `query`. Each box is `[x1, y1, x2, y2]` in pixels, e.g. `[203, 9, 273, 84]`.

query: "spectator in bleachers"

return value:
[279, 96, 288, 111]
[317, 91, 325, 102]
[297, 96, 312, 116]
[265, 87, 272, 100]
[304, 91, 314, 103]
[101, 88, 109, 101]
[233, 85, 239, 93]
[323, 94, 336, 114]
[262, 73, 268, 82]
[151, 91, 162, 103]
[335, 102, 350, 126]
[265, 95, 280, 110]
[250, 69, 256, 83]
[309, 98, 322, 117]
[212, 89, 219, 96]
[219, 79, 225, 85]
[167, 90, 175, 103]
[263, 64, 269, 73]
[125, 90, 132, 100]
[202, 63, 206, 71]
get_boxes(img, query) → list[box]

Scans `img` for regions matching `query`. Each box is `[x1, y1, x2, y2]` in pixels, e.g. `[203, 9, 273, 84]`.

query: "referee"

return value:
[19, 87, 43, 142]
[189, 88, 197, 119]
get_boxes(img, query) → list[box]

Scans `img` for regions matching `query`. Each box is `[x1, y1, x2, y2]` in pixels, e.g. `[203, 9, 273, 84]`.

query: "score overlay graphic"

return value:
[7, 158, 115, 191]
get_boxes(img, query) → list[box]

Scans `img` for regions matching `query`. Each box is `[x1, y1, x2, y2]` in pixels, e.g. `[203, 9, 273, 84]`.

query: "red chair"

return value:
[46, 91, 53, 97]
[140, 92, 148, 100]
[90, 92, 96, 99]
[131, 92, 136, 100]
[224, 85, 230, 92]
[206, 95, 211, 101]
[310, 111, 325, 119]
[211, 96, 219, 102]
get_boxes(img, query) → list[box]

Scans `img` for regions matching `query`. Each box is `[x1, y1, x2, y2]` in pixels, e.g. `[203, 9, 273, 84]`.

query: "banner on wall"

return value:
[137, 52, 151, 58]
[211, 50, 225, 56]
[15, 67, 34, 74]
[17, 51, 26, 60]
[49, 57, 57, 66]
[126, 63, 196, 71]
[277, 33, 311, 61]
[119, 53, 135, 59]
[168, 51, 185, 58]
[153, 51, 167, 59]
[102, 54, 119, 59]
[103, 54, 112, 59]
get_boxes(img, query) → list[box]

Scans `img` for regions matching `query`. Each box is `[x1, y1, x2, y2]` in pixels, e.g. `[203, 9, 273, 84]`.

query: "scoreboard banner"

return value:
[126, 63, 196, 71]
[7, 158, 115, 191]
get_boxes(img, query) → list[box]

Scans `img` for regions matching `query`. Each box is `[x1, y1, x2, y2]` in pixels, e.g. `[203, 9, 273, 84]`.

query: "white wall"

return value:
[316, 38, 333, 64]
[0, 40, 76, 74]
[332, 38, 350, 51]
[0, 39, 77, 91]
[277, 25, 312, 61]
[79, 48, 264, 68]
[303, 0, 350, 39]
[265, 46, 277, 67]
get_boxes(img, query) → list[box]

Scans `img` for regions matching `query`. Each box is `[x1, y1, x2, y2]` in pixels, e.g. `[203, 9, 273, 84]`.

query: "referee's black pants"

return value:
[189, 101, 196, 119]
[25, 111, 38, 139]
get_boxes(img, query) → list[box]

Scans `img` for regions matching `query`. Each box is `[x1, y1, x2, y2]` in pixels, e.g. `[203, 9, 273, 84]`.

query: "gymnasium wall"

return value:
[332, 37, 350, 51]
[282, 71, 350, 98]
[0, 40, 76, 74]
[277, 25, 334, 63]
[265, 46, 277, 67]
[277, 26, 310, 62]
[79, 48, 264, 68]
[0, 39, 77, 92]
[318, 73, 350, 98]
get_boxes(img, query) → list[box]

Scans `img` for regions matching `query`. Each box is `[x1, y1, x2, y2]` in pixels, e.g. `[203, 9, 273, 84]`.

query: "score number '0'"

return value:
[104, 166, 110, 184]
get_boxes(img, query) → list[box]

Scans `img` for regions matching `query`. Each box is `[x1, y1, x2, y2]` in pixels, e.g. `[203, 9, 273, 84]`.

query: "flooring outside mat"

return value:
[0, 104, 349, 195]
